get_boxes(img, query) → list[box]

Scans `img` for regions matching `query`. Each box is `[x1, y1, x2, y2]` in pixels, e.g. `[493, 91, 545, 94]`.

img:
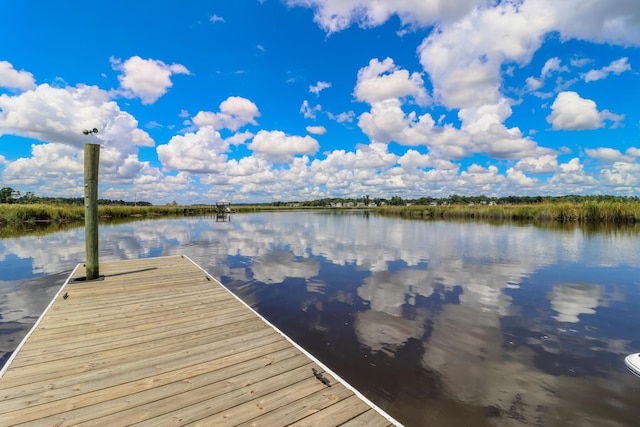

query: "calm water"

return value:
[1, 211, 640, 426]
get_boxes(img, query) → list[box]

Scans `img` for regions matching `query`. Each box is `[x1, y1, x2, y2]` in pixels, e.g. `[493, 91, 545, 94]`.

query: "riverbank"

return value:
[1, 200, 639, 231]
[0, 204, 214, 225]
[377, 201, 640, 223]
[0, 203, 328, 224]
[0, 204, 314, 238]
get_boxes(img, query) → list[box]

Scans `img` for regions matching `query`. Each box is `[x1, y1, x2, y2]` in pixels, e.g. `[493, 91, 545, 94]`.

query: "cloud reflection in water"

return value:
[1, 212, 640, 425]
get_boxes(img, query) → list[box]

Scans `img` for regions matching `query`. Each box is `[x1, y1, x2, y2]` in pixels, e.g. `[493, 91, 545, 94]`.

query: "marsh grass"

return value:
[0, 204, 84, 224]
[2, 201, 640, 227]
[0, 204, 217, 225]
[378, 201, 640, 223]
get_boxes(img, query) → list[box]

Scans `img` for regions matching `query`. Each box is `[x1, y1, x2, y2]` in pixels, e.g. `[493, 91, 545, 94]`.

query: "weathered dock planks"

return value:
[0, 255, 400, 426]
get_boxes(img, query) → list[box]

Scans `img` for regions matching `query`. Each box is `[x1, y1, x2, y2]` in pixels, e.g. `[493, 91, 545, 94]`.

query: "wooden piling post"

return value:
[84, 142, 100, 280]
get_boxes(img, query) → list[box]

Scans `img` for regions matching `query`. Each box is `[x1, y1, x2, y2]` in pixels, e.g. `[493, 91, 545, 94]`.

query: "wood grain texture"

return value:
[0, 256, 398, 426]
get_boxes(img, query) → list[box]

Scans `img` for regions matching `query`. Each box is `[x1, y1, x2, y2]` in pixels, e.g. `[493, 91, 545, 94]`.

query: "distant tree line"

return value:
[292, 194, 640, 207]
[0, 187, 151, 206]
[3, 186, 639, 208]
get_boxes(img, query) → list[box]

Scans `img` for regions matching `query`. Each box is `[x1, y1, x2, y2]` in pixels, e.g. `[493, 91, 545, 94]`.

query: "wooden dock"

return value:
[0, 256, 400, 426]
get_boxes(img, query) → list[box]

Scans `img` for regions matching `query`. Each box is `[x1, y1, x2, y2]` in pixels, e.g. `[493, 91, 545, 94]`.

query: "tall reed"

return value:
[377, 201, 640, 223]
[0, 204, 84, 224]
[0, 204, 219, 225]
[3, 201, 640, 225]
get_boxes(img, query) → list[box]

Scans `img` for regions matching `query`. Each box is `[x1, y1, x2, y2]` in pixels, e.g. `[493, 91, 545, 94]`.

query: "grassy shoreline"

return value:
[0, 203, 344, 225]
[377, 201, 640, 223]
[0, 204, 218, 225]
[1, 200, 639, 228]
[0, 204, 323, 239]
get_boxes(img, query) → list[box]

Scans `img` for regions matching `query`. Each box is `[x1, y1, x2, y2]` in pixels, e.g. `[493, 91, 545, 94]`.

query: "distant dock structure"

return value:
[215, 201, 232, 214]
[215, 201, 232, 222]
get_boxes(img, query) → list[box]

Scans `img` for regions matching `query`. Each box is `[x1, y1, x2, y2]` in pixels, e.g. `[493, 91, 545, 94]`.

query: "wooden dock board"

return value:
[0, 255, 400, 426]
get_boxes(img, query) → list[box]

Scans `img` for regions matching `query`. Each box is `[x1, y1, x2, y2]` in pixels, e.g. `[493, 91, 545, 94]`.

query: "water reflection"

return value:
[549, 282, 601, 323]
[1, 212, 640, 426]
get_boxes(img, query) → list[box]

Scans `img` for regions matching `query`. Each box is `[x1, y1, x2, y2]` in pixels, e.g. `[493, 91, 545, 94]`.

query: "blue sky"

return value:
[0, 0, 639, 204]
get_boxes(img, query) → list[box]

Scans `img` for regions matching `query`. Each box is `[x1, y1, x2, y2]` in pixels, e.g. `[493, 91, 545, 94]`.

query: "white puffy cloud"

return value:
[220, 155, 324, 201]
[470, 126, 540, 160]
[626, 147, 640, 157]
[541, 57, 569, 79]
[225, 130, 254, 146]
[285, 0, 483, 33]
[0, 139, 159, 195]
[506, 168, 539, 187]
[585, 147, 637, 163]
[357, 96, 542, 161]
[512, 155, 559, 174]
[598, 162, 640, 190]
[354, 58, 429, 106]
[545, 0, 640, 46]
[115, 154, 145, 179]
[226, 156, 271, 177]
[583, 57, 631, 82]
[460, 164, 505, 187]
[358, 98, 435, 145]
[549, 94, 604, 130]
[0, 61, 36, 90]
[311, 142, 397, 175]
[419, 2, 553, 110]
[3, 1, 639, 203]
[407, 1, 562, 167]
[1, 143, 83, 187]
[156, 0, 638, 200]
[292, 0, 640, 148]
[407, 0, 638, 168]
[327, 110, 355, 123]
[306, 125, 327, 135]
[192, 96, 260, 131]
[525, 57, 568, 94]
[398, 150, 435, 170]
[309, 81, 331, 96]
[525, 76, 543, 91]
[542, 158, 598, 192]
[570, 57, 593, 68]
[0, 83, 153, 149]
[114, 170, 193, 203]
[157, 127, 229, 173]
[111, 56, 191, 104]
[0, 72, 162, 196]
[546, 91, 624, 130]
[300, 100, 322, 119]
[249, 130, 319, 163]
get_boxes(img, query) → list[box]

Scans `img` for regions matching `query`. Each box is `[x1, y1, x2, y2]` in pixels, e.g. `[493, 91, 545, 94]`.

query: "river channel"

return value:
[1, 211, 639, 426]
